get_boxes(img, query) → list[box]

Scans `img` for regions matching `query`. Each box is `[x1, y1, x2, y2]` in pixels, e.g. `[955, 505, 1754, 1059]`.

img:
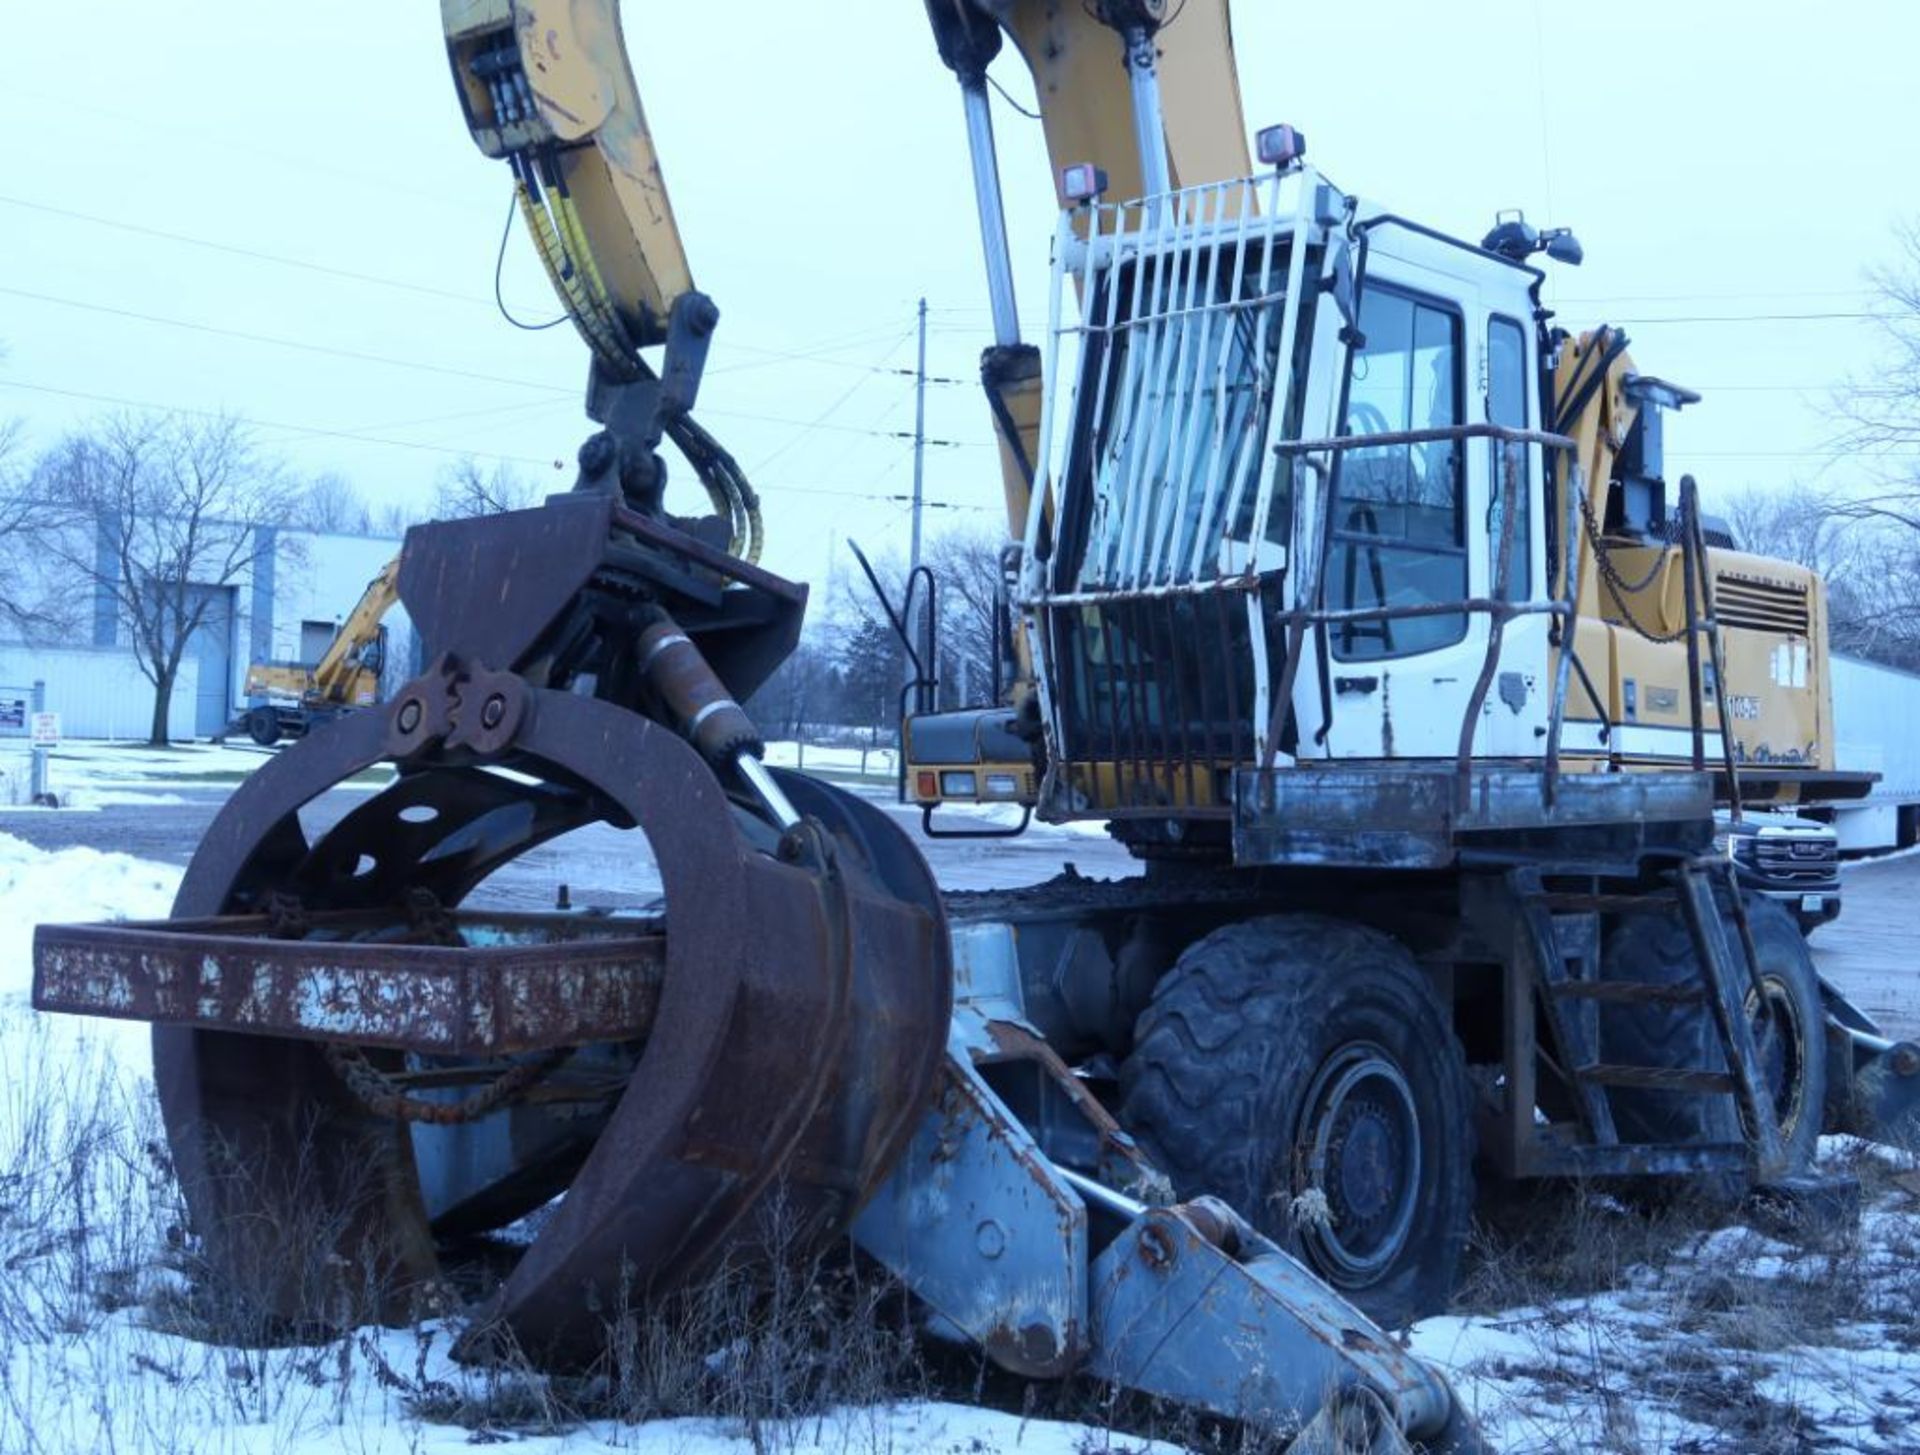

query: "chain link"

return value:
[270, 887, 575, 1125]
[323, 1042, 573, 1125]
[1578, 494, 1692, 644]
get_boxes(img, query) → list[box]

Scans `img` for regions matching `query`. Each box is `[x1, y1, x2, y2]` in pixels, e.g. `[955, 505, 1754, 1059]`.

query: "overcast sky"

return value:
[2, 2, 1914, 591]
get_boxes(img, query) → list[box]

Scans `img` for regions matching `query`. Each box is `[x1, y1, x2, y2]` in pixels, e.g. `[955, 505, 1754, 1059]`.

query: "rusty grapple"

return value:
[34, 494, 1482, 1451]
[37, 491, 952, 1360]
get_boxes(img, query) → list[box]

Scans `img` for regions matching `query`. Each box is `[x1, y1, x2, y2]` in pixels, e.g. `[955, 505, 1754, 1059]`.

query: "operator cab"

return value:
[1017, 157, 1562, 831]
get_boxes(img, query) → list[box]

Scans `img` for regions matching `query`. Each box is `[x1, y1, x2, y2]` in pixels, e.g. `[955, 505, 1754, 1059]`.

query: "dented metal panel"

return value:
[852, 1052, 1088, 1378]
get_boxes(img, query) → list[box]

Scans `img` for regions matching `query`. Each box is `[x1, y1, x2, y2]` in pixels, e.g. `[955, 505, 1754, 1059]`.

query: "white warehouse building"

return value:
[0, 521, 411, 742]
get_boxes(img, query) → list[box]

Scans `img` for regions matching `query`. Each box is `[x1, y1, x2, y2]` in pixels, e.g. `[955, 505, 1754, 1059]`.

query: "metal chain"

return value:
[324, 1042, 573, 1125]
[306, 886, 570, 1125]
[1578, 495, 1691, 644]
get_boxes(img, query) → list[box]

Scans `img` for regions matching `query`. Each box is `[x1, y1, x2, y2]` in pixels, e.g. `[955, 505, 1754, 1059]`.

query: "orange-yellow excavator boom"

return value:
[925, 1, 1254, 542]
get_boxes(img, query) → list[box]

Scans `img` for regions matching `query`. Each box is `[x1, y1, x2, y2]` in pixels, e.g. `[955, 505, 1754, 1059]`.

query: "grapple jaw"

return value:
[33, 500, 953, 1357]
[100, 679, 952, 1360]
[1820, 976, 1920, 1151]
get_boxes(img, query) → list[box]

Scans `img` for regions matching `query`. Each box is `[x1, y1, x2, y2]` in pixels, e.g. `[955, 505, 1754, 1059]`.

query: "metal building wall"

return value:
[0, 645, 200, 741]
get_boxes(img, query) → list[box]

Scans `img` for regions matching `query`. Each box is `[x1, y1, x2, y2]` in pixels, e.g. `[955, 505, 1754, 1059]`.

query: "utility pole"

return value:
[909, 296, 928, 578]
[906, 297, 931, 715]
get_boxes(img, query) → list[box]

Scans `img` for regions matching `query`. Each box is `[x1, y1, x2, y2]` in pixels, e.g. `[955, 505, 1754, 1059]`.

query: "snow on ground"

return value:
[763, 740, 897, 779]
[5, 827, 1920, 1452]
[0, 737, 396, 812]
[1410, 1157, 1920, 1452]
[0, 830, 180, 1083]
[0, 829, 1177, 1455]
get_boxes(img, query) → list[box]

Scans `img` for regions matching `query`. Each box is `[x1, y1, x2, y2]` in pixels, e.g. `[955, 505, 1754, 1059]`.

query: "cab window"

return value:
[1487, 316, 1532, 602]
[1327, 286, 1466, 660]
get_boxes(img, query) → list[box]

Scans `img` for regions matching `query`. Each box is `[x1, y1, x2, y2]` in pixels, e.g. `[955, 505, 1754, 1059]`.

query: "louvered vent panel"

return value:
[1715, 576, 1809, 635]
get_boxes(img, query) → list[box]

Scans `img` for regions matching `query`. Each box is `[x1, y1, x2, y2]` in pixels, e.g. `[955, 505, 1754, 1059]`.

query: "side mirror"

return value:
[1325, 242, 1360, 340]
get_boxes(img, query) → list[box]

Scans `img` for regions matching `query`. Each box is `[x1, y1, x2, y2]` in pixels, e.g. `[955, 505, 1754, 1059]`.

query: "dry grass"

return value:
[1442, 1151, 1920, 1453]
[0, 1014, 942, 1453]
[10, 1003, 1920, 1455]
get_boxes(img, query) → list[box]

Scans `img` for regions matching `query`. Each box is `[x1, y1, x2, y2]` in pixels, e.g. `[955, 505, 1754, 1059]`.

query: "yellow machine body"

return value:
[239, 558, 400, 721]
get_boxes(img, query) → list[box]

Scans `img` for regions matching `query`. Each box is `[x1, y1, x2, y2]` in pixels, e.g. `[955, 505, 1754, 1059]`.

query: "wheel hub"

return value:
[1746, 976, 1806, 1139]
[1328, 1099, 1404, 1231]
[1294, 1044, 1422, 1284]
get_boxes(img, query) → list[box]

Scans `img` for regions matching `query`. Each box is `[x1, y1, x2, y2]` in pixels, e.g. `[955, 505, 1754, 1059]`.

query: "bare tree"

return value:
[744, 641, 838, 742]
[1836, 218, 1920, 467]
[370, 499, 425, 537]
[1724, 486, 1857, 580]
[923, 525, 1013, 706]
[1832, 220, 1920, 539]
[35, 412, 297, 745]
[1755, 223, 1920, 668]
[0, 420, 62, 634]
[433, 457, 543, 519]
[833, 526, 1014, 724]
[1724, 484, 1920, 670]
[1832, 529, 1920, 670]
[289, 471, 374, 535]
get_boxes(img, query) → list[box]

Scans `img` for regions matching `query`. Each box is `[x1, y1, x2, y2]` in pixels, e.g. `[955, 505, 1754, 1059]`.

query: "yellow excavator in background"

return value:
[34, 7, 1920, 1452]
[222, 557, 399, 746]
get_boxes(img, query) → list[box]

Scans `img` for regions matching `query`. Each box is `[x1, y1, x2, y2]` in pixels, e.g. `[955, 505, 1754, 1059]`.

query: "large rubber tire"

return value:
[246, 707, 282, 747]
[1599, 894, 1825, 1187]
[1119, 915, 1475, 1329]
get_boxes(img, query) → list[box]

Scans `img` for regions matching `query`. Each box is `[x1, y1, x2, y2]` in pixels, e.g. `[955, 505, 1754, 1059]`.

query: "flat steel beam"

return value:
[33, 910, 665, 1056]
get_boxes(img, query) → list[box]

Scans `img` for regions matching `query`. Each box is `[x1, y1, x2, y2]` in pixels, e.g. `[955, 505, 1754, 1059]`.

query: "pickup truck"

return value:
[1715, 809, 1842, 936]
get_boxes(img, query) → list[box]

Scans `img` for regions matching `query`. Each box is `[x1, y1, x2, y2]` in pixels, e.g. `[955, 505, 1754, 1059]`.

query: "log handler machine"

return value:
[221, 557, 400, 746]
[32, 2, 1920, 1450]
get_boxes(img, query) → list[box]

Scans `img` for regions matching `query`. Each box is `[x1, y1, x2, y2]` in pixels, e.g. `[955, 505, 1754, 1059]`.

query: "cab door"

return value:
[1473, 309, 1551, 758]
[1308, 262, 1548, 761]
[1314, 276, 1482, 759]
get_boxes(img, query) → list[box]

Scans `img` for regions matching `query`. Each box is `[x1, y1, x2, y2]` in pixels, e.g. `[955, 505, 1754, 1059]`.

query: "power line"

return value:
[0, 283, 577, 395]
[0, 285, 996, 447]
[0, 193, 499, 308]
[1561, 293, 1878, 306]
[6, 86, 498, 222]
[1678, 449, 1920, 459]
[1606, 310, 1890, 325]
[0, 193, 946, 379]
[293, 395, 579, 442]
[709, 339, 969, 385]
[0, 377, 998, 508]
[747, 333, 908, 474]
[0, 377, 561, 469]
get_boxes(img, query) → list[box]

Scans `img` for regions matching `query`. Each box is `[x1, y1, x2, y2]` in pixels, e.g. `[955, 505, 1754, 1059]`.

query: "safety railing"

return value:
[1030, 412, 1745, 823]
[1262, 421, 1738, 817]
[1033, 571, 1279, 819]
[1263, 424, 1575, 812]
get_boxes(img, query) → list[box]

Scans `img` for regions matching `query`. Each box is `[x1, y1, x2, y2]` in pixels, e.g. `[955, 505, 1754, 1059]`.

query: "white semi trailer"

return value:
[1825, 653, 1920, 853]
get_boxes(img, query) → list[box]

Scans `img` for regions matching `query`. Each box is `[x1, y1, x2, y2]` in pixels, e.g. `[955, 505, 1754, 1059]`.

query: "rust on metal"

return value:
[29, 504, 952, 1369]
[124, 675, 949, 1365]
[33, 909, 665, 1056]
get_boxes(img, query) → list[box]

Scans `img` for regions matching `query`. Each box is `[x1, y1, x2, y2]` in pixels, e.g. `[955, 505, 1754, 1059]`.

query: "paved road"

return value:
[1, 779, 1139, 910]
[1812, 852, 1920, 1040]
[8, 778, 1912, 1037]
